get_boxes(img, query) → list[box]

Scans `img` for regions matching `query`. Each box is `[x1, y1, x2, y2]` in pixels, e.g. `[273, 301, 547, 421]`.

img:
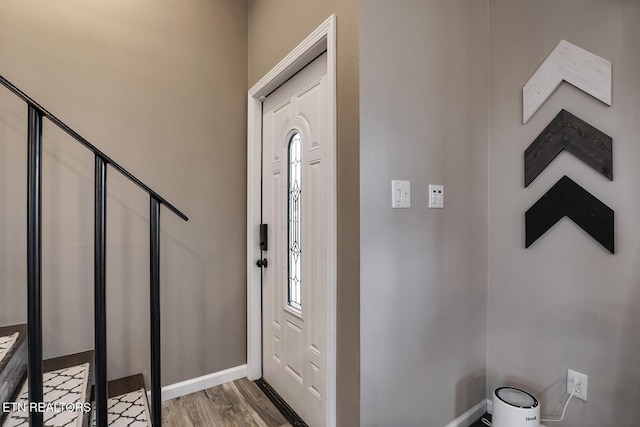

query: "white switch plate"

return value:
[567, 369, 588, 401]
[429, 185, 444, 208]
[391, 180, 411, 208]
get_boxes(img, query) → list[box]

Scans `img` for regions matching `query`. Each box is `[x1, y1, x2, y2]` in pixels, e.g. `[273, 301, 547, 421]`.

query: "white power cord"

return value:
[540, 378, 578, 423]
[479, 379, 580, 426]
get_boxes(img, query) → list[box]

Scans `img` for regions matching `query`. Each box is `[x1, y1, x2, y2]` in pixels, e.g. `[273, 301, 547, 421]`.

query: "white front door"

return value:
[261, 52, 328, 427]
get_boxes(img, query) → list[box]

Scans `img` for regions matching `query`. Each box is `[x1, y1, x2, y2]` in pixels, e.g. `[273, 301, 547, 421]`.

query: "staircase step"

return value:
[104, 374, 146, 400]
[90, 374, 151, 427]
[1, 350, 94, 427]
[0, 325, 27, 415]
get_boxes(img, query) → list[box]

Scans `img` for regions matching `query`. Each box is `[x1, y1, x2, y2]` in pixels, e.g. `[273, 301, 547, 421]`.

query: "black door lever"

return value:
[256, 258, 268, 268]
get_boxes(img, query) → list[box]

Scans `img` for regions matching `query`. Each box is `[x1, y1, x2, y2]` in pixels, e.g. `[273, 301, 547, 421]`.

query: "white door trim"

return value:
[247, 14, 337, 427]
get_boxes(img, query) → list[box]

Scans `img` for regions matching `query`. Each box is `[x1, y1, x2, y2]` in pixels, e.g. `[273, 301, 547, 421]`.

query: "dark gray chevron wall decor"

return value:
[524, 109, 613, 187]
[525, 176, 614, 253]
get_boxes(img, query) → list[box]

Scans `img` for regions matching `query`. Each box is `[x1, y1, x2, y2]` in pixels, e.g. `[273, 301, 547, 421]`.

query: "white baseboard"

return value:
[445, 399, 488, 427]
[154, 364, 247, 402]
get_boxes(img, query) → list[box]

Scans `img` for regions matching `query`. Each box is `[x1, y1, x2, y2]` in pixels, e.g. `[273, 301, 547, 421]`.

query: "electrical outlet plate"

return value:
[428, 184, 444, 208]
[567, 369, 588, 401]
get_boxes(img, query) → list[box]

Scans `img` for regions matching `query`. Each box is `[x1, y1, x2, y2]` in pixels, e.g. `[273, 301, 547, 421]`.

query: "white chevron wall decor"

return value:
[523, 40, 612, 124]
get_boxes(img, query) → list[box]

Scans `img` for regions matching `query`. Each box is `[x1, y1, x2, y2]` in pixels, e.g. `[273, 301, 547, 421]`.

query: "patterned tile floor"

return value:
[91, 389, 151, 427]
[0, 334, 18, 365]
[2, 363, 90, 427]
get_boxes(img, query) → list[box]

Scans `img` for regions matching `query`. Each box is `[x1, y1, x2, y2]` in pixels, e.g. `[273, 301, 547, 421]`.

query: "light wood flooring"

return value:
[162, 378, 291, 427]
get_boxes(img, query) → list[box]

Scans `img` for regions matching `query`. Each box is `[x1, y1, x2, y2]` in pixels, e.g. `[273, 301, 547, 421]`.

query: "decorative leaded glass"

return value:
[288, 133, 302, 311]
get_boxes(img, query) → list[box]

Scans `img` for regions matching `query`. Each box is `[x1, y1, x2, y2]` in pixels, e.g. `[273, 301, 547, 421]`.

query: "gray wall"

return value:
[0, 0, 248, 386]
[360, 1, 489, 425]
[248, 1, 360, 425]
[488, 1, 640, 426]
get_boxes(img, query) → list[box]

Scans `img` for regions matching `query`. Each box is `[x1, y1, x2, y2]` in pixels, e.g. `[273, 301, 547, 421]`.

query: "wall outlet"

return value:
[428, 184, 444, 208]
[567, 369, 588, 401]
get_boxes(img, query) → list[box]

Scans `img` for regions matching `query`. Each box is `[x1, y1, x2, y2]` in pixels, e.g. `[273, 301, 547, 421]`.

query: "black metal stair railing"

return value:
[0, 74, 188, 427]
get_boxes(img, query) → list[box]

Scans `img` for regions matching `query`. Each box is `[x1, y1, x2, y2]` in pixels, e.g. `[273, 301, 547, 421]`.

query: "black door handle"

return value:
[256, 258, 268, 268]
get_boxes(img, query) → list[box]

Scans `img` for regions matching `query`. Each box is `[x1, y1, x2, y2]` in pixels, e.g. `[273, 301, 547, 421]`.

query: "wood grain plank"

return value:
[182, 391, 225, 426]
[106, 374, 145, 398]
[0, 324, 27, 376]
[0, 324, 27, 410]
[523, 40, 612, 124]
[234, 378, 288, 427]
[161, 379, 291, 427]
[524, 109, 612, 186]
[0, 324, 28, 338]
[162, 396, 196, 427]
[525, 175, 614, 253]
[42, 350, 93, 372]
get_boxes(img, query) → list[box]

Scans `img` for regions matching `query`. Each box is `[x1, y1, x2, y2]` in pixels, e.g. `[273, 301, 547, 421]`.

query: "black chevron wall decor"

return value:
[525, 176, 614, 253]
[524, 109, 613, 187]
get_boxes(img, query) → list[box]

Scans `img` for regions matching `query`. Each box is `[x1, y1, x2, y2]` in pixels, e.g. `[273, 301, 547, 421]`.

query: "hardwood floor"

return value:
[162, 378, 291, 427]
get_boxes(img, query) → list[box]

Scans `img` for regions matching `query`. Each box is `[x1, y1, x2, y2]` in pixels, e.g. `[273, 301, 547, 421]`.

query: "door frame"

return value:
[246, 14, 337, 426]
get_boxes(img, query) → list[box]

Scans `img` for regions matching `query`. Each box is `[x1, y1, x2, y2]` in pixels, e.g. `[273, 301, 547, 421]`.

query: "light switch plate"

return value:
[392, 180, 411, 208]
[429, 185, 444, 208]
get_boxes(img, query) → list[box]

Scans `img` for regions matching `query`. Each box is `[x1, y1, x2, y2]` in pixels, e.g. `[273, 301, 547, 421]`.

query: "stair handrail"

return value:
[1, 73, 188, 427]
[0, 75, 188, 222]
